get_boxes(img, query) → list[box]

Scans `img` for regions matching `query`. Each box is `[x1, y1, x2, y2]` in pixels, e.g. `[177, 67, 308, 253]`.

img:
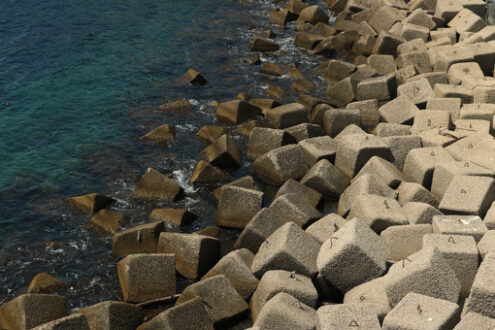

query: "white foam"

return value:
[173, 169, 197, 193]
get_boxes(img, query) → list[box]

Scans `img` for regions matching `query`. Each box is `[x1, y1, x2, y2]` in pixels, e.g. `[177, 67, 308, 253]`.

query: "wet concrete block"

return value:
[201, 134, 242, 170]
[74, 301, 144, 330]
[217, 185, 263, 229]
[215, 100, 261, 125]
[284, 123, 324, 142]
[112, 222, 165, 258]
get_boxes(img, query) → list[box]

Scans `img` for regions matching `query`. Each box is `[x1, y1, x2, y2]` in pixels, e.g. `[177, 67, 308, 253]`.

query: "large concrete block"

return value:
[201, 134, 242, 169]
[435, 0, 464, 21]
[413, 110, 451, 131]
[403, 147, 454, 190]
[253, 293, 316, 330]
[268, 194, 321, 228]
[378, 95, 420, 125]
[175, 275, 248, 325]
[326, 77, 357, 107]
[65, 193, 115, 215]
[190, 160, 231, 184]
[157, 233, 220, 280]
[454, 312, 495, 330]
[431, 161, 494, 200]
[439, 175, 495, 217]
[298, 5, 329, 24]
[252, 145, 309, 185]
[117, 253, 176, 303]
[112, 222, 165, 258]
[216, 100, 261, 125]
[274, 179, 322, 208]
[348, 194, 409, 232]
[251, 222, 321, 278]
[357, 74, 396, 102]
[434, 83, 474, 103]
[305, 213, 346, 244]
[432, 46, 474, 72]
[353, 156, 403, 188]
[383, 135, 422, 171]
[373, 31, 406, 56]
[403, 202, 443, 224]
[426, 97, 461, 122]
[132, 168, 183, 201]
[74, 301, 144, 330]
[383, 247, 461, 306]
[397, 181, 439, 207]
[247, 127, 296, 161]
[464, 253, 495, 318]
[335, 133, 393, 179]
[397, 51, 432, 73]
[317, 218, 388, 292]
[381, 224, 432, 262]
[316, 303, 381, 330]
[368, 54, 396, 75]
[250, 270, 318, 321]
[397, 78, 434, 107]
[32, 315, 89, 330]
[234, 207, 288, 254]
[459, 103, 495, 122]
[373, 123, 412, 137]
[137, 298, 213, 330]
[212, 175, 257, 201]
[202, 249, 258, 299]
[0, 294, 67, 330]
[485, 202, 495, 229]
[382, 292, 460, 330]
[300, 159, 349, 200]
[346, 99, 379, 130]
[477, 230, 495, 259]
[432, 214, 488, 242]
[423, 233, 479, 297]
[446, 133, 495, 172]
[217, 185, 263, 229]
[298, 136, 337, 166]
[322, 108, 361, 137]
[448, 8, 486, 33]
[368, 6, 406, 32]
[343, 277, 391, 321]
[401, 23, 430, 42]
[284, 123, 324, 142]
[266, 103, 309, 129]
[338, 173, 397, 217]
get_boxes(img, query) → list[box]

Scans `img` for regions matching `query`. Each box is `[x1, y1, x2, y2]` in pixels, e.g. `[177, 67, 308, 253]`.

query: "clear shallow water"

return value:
[0, 0, 329, 310]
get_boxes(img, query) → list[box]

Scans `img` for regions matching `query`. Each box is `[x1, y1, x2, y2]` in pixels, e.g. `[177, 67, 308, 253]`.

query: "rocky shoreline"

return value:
[3, 0, 495, 328]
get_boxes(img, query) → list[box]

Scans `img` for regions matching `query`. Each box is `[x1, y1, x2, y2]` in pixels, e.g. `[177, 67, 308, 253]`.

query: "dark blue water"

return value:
[0, 0, 328, 309]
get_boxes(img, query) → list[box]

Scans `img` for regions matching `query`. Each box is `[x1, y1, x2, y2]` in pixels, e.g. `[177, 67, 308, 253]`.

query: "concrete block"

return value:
[485, 202, 495, 229]
[397, 51, 432, 73]
[474, 85, 495, 104]
[284, 123, 324, 142]
[334, 123, 366, 139]
[322, 108, 361, 137]
[383, 135, 422, 171]
[251, 222, 321, 278]
[74, 301, 144, 330]
[132, 168, 183, 201]
[317, 218, 388, 292]
[338, 173, 397, 217]
[32, 315, 89, 330]
[439, 175, 495, 217]
[190, 160, 231, 184]
[397, 38, 427, 55]
[432, 214, 488, 242]
[300, 159, 349, 200]
[117, 254, 176, 303]
[234, 208, 288, 254]
[426, 97, 461, 122]
[432, 46, 474, 72]
[357, 74, 396, 102]
[157, 233, 220, 280]
[343, 277, 391, 321]
[382, 292, 460, 330]
[381, 224, 433, 262]
[324, 59, 356, 82]
[448, 8, 486, 33]
[403, 202, 443, 224]
[268, 194, 322, 228]
[298, 136, 337, 167]
[446, 133, 495, 172]
[247, 127, 296, 161]
[374, 123, 412, 137]
[316, 303, 381, 330]
[346, 99, 379, 129]
[368, 54, 396, 75]
[383, 247, 461, 306]
[397, 181, 439, 207]
[326, 77, 357, 107]
[252, 145, 309, 185]
[401, 23, 430, 42]
[201, 134, 242, 169]
[253, 293, 316, 330]
[298, 5, 329, 24]
[454, 312, 495, 330]
[175, 275, 248, 325]
[335, 133, 393, 179]
[65, 193, 114, 215]
[413, 110, 451, 131]
[275, 178, 322, 208]
[423, 233, 479, 297]
[217, 185, 263, 229]
[250, 270, 318, 321]
[202, 249, 258, 299]
[372, 30, 406, 56]
[478, 230, 495, 259]
[397, 78, 434, 107]
[212, 175, 257, 201]
[137, 298, 213, 330]
[430, 28, 457, 42]
[369, 6, 406, 32]
[112, 222, 165, 258]
[403, 147, 455, 190]
[266, 103, 309, 129]
[378, 95, 420, 125]
[431, 161, 494, 200]
[216, 100, 261, 125]
[460, 103, 495, 123]
[305, 213, 346, 244]
[434, 84, 474, 103]
[435, 0, 464, 21]
[353, 156, 403, 188]
[294, 32, 324, 49]
[0, 294, 67, 330]
[464, 253, 495, 318]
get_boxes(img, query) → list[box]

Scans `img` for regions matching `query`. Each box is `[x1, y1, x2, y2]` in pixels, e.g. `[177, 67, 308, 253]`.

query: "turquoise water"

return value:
[0, 0, 327, 309]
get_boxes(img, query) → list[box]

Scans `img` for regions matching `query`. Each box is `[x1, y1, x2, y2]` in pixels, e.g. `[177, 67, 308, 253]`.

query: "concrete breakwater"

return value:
[3, 0, 495, 328]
